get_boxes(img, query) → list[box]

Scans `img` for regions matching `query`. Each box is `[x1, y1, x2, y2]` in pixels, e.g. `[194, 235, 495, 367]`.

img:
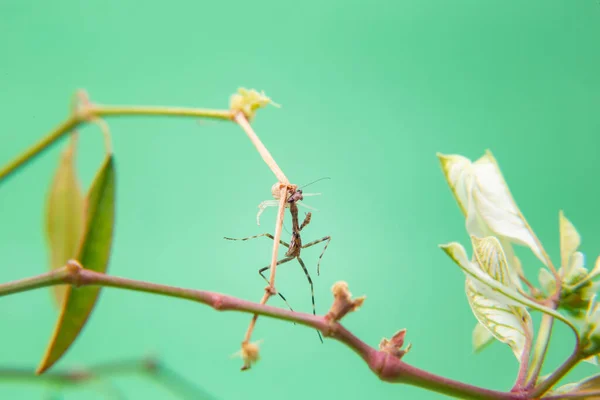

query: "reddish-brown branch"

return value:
[0, 265, 526, 400]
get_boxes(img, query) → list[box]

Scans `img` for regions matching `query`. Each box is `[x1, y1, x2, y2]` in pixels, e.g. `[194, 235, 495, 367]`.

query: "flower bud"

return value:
[229, 88, 279, 121]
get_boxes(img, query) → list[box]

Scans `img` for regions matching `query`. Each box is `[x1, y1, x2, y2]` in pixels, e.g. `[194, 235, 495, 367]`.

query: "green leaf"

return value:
[559, 210, 581, 275]
[472, 322, 495, 353]
[37, 155, 116, 374]
[45, 135, 85, 307]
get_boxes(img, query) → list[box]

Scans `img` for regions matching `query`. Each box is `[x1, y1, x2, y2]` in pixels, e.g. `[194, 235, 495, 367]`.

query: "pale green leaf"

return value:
[471, 235, 519, 288]
[45, 135, 85, 307]
[566, 252, 588, 286]
[437, 154, 471, 216]
[552, 373, 600, 398]
[538, 267, 556, 296]
[466, 278, 532, 360]
[473, 322, 495, 353]
[440, 239, 571, 324]
[463, 236, 532, 360]
[590, 256, 600, 280]
[560, 211, 581, 277]
[583, 355, 599, 366]
[438, 151, 547, 266]
[37, 155, 115, 374]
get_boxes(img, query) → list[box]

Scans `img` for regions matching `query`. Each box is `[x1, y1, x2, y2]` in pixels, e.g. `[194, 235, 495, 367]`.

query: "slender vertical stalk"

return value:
[512, 331, 533, 391]
[242, 188, 288, 347]
[233, 112, 289, 184]
[526, 313, 555, 388]
[530, 350, 582, 398]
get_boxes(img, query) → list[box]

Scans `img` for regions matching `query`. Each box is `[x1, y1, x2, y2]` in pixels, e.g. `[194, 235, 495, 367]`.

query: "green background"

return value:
[1, 0, 600, 399]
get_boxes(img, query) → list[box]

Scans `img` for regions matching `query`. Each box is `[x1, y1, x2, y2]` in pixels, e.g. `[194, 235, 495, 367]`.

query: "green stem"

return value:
[93, 105, 233, 120]
[526, 313, 555, 388]
[0, 105, 233, 184]
[0, 116, 79, 183]
[0, 266, 525, 400]
[531, 350, 582, 398]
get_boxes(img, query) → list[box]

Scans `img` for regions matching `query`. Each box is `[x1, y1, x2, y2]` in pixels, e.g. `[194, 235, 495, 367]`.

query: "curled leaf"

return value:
[438, 151, 547, 274]
[45, 135, 85, 306]
[37, 155, 116, 374]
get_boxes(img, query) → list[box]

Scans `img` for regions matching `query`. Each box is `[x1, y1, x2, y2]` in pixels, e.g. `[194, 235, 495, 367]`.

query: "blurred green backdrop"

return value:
[1, 0, 600, 399]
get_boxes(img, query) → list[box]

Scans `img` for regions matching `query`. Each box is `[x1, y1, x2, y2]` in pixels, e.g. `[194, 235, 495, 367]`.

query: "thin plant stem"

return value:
[243, 291, 271, 344]
[526, 313, 555, 388]
[242, 188, 288, 344]
[531, 350, 582, 398]
[0, 105, 233, 184]
[512, 329, 533, 391]
[0, 357, 215, 399]
[0, 265, 525, 400]
[0, 116, 79, 183]
[233, 112, 289, 184]
[268, 189, 288, 287]
[93, 105, 233, 120]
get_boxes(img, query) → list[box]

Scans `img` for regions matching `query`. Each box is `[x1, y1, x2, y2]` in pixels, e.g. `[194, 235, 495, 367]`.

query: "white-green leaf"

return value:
[560, 211, 581, 275]
[464, 236, 531, 360]
[471, 235, 519, 288]
[583, 355, 599, 366]
[552, 373, 600, 398]
[582, 294, 600, 354]
[472, 322, 495, 353]
[440, 239, 573, 326]
[466, 278, 532, 360]
[590, 256, 600, 280]
[538, 267, 556, 296]
[563, 251, 589, 288]
[438, 151, 547, 267]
